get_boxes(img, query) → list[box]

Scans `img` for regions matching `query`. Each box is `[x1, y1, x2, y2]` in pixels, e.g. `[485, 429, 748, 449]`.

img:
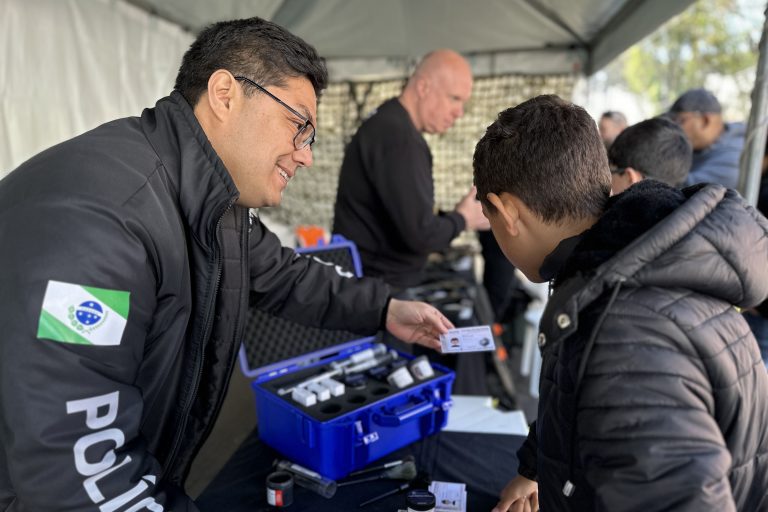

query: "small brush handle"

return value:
[358, 482, 410, 507]
[348, 459, 404, 477]
[338, 474, 382, 487]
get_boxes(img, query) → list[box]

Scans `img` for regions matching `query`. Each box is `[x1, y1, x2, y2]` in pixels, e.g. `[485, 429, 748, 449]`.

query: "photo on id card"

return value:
[439, 325, 495, 353]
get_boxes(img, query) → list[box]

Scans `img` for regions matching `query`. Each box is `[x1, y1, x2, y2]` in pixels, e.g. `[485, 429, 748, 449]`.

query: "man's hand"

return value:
[385, 298, 454, 350]
[456, 186, 491, 231]
[492, 475, 539, 512]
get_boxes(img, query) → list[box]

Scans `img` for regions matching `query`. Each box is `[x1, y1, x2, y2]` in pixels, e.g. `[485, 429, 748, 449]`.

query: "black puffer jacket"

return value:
[0, 92, 389, 510]
[518, 181, 768, 511]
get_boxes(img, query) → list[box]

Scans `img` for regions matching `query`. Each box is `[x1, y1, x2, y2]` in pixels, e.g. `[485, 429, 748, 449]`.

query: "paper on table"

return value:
[444, 395, 528, 435]
[429, 480, 467, 512]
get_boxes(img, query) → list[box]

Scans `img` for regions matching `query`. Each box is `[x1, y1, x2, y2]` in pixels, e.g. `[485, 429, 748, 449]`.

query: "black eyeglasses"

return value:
[610, 166, 627, 175]
[234, 76, 315, 150]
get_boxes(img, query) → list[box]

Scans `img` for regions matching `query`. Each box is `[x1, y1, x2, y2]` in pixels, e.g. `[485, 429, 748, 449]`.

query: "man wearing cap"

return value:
[669, 88, 745, 189]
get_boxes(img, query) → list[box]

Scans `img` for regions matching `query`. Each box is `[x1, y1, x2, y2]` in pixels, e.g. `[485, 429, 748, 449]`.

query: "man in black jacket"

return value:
[332, 49, 489, 289]
[473, 96, 768, 511]
[0, 18, 453, 511]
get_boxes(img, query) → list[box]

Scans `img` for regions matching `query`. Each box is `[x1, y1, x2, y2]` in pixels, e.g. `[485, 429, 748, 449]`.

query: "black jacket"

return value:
[332, 98, 465, 288]
[0, 92, 390, 510]
[518, 181, 768, 511]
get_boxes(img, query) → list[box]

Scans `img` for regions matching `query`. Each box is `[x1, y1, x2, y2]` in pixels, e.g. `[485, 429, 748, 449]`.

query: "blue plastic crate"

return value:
[238, 236, 455, 479]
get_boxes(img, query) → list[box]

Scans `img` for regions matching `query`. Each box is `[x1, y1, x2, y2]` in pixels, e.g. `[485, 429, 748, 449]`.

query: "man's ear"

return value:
[416, 76, 431, 98]
[205, 70, 239, 122]
[487, 192, 520, 236]
[700, 112, 718, 129]
[625, 166, 645, 185]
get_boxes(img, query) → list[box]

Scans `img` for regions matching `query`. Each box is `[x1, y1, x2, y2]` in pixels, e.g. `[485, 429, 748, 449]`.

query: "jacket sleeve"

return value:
[364, 132, 464, 255]
[0, 197, 198, 510]
[247, 216, 391, 334]
[576, 304, 736, 512]
[516, 420, 538, 481]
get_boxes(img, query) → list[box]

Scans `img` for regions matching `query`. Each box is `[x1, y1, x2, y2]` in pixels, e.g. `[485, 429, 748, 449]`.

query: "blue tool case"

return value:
[238, 236, 455, 480]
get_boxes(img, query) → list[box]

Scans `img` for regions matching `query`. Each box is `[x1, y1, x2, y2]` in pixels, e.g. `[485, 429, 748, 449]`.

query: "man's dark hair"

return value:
[174, 17, 328, 105]
[601, 110, 627, 125]
[608, 117, 692, 187]
[473, 95, 611, 223]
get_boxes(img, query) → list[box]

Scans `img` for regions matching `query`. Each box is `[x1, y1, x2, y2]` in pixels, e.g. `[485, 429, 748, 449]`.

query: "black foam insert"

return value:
[242, 245, 366, 375]
[261, 358, 445, 421]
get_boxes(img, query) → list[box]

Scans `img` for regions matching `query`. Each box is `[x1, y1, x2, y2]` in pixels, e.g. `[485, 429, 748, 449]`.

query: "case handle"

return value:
[373, 398, 435, 427]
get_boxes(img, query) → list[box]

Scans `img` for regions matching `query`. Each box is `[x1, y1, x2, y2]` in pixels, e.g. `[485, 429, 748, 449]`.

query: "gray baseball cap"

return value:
[669, 88, 722, 114]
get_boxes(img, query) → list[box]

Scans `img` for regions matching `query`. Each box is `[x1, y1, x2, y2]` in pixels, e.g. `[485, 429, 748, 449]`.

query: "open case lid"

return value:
[239, 235, 376, 381]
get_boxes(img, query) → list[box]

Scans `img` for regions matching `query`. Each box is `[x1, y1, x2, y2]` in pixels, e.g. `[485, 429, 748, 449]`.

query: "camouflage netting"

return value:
[262, 73, 576, 237]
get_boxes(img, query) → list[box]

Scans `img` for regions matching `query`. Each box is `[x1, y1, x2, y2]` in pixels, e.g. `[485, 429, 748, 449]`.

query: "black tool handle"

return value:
[338, 474, 382, 487]
[348, 458, 406, 477]
[358, 482, 410, 507]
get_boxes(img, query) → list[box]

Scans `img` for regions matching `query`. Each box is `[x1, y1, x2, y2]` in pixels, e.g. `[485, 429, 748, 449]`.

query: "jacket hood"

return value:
[558, 179, 768, 309]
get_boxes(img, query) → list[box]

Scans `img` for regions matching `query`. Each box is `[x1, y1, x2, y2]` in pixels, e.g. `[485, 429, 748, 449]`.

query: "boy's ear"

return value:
[625, 166, 645, 184]
[487, 192, 520, 236]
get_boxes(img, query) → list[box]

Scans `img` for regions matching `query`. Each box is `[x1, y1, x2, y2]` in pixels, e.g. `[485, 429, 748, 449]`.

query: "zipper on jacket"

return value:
[162, 202, 232, 480]
[191, 207, 251, 460]
[563, 278, 624, 498]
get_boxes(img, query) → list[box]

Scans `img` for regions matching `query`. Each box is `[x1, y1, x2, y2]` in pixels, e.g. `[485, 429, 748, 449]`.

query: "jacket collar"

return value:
[140, 91, 240, 249]
[539, 233, 583, 282]
[544, 180, 768, 345]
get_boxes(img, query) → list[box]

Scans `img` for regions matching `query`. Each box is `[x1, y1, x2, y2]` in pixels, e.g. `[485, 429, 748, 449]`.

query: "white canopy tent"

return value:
[1, 0, 695, 176]
[125, 0, 696, 77]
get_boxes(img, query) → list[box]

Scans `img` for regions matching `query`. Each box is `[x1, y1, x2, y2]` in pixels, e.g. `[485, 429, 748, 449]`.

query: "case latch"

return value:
[355, 420, 380, 445]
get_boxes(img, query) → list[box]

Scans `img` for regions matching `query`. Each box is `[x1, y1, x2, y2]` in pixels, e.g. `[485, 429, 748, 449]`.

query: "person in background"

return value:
[332, 49, 489, 290]
[669, 88, 746, 189]
[598, 110, 627, 149]
[0, 17, 453, 510]
[473, 95, 768, 512]
[608, 116, 692, 195]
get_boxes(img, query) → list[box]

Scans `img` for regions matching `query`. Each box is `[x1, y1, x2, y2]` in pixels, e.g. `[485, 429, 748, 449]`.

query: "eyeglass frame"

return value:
[234, 76, 316, 150]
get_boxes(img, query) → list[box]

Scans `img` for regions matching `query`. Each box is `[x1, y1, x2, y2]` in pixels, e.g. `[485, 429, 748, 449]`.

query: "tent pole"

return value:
[738, 2, 768, 206]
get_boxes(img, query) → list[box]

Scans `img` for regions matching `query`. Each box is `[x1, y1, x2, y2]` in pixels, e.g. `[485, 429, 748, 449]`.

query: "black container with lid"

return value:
[406, 489, 436, 512]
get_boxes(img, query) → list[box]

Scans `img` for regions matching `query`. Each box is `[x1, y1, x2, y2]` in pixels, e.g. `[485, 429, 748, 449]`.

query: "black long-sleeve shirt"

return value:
[332, 98, 465, 287]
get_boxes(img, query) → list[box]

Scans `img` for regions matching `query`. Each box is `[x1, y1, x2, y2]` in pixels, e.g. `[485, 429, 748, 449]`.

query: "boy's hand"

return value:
[492, 475, 539, 512]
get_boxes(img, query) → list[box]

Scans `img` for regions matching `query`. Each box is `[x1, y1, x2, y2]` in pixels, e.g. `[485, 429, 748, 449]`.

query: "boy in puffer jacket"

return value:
[473, 95, 768, 512]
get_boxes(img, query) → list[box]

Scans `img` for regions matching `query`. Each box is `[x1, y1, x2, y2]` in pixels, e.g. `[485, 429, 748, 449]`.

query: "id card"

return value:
[440, 326, 495, 353]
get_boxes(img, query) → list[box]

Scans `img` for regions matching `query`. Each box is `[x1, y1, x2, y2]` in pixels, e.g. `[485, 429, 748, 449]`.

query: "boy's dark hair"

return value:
[174, 17, 328, 105]
[473, 95, 610, 223]
[608, 117, 692, 187]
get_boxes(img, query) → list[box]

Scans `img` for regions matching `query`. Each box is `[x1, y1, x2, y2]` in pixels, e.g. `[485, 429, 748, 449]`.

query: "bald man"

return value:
[333, 50, 488, 289]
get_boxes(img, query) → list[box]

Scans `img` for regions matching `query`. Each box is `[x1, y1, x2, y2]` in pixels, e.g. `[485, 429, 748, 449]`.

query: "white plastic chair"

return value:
[516, 273, 548, 399]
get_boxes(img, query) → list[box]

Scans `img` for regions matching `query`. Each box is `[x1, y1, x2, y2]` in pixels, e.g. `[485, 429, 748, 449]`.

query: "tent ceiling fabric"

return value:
[126, 0, 694, 75]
